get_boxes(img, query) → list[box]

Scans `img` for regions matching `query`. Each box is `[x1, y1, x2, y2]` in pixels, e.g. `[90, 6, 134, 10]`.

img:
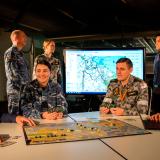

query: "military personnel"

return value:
[152, 34, 160, 113]
[0, 113, 35, 125]
[32, 39, 62, 85]
[4, 30, 30, 115]
[20, 59, 68, 119]
[100, 58, 148, 116]
[149, 113, 160, 122]
[0, 113, 35, 143]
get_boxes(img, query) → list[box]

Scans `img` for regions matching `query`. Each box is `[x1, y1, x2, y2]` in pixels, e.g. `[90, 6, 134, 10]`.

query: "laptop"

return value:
[142, 119, 160, 130]
[136, 111, 160, 130]
[134, 104, 160, 130]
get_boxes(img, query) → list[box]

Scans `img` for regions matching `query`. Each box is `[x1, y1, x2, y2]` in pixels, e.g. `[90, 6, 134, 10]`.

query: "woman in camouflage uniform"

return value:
[32, 39, 62, 85]
[21, 59, 67, 119]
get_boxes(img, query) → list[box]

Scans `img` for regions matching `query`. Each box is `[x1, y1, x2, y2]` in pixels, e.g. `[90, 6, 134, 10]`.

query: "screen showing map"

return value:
[64, 48, 145, 95]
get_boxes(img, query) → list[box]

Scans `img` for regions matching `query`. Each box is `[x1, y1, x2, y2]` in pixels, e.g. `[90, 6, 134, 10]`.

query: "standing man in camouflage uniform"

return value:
[152, 34, 160, 113]
[32, 39, 62, 85]
[4, 30, 30, 115]
[20, 59, 68, 119]
[100, 58, 148, 116]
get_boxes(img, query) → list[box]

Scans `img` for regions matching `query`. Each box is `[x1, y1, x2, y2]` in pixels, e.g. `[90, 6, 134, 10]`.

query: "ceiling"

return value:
[0, 0, 160, 53]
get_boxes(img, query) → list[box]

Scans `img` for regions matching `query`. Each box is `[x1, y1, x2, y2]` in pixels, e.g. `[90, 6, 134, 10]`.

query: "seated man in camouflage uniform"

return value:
[20, 59, 68, 120]
[100, 58, 148, 116]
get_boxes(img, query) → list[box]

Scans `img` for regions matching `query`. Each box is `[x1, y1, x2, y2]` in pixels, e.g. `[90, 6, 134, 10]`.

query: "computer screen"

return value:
[64, 48, 145, 95]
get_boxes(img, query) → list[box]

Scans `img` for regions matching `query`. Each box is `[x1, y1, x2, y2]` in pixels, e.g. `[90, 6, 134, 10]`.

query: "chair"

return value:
[147, 86, 152, 115]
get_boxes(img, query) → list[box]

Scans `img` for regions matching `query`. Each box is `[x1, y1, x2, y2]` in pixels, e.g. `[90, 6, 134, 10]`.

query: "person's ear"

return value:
[130, 67, 133, 73]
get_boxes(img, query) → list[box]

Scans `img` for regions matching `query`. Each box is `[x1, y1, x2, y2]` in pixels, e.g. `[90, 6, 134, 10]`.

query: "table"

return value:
[102, 116, 160, 160]
[0, 114, 123, 160]
[0, 111, 160, 160]
[69, 112, 160, 160]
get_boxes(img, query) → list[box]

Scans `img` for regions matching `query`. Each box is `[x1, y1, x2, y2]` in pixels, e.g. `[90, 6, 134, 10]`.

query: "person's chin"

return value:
[117, 76, 122, 80]
[41, 80, 47, 83]
[38, 79, 47, 83]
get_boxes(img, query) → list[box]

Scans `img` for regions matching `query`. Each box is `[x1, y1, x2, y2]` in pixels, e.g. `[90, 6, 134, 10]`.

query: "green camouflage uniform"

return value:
[100, 75, 148, 115]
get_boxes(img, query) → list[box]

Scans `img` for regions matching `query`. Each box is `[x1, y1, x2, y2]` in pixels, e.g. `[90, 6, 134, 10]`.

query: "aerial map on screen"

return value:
[65, 49, 144, 94]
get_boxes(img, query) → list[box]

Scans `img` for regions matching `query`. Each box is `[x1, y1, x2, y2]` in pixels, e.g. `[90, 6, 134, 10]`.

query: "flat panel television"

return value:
[64, 48, 145, 95]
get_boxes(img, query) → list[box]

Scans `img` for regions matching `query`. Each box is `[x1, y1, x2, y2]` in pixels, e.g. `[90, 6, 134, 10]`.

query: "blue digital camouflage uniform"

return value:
[100, 75, 148, 115]
[4, 45, 30, 115]
[153, 54, 160, 87]
[152, 53, 160, 113]
[0, 113, 16, 123]
[32, 54, 62, 84]
[20, 79, 68, 119]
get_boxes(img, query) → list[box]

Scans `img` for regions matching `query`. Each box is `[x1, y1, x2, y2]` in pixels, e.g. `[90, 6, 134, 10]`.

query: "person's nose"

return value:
[117, 69, 120, 74]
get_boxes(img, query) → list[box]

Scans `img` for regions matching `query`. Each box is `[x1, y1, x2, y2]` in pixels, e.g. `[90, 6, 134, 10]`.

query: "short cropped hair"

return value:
[43, 39, 55, 50]
[36, 58, 51, 71]
[155, 33, 160, 37]
[116, 57, 133, 68]
[10, 30, 26, 41]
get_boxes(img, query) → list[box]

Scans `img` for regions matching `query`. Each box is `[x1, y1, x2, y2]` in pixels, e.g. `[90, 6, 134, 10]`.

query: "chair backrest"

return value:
[147, 86, 152, 115]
